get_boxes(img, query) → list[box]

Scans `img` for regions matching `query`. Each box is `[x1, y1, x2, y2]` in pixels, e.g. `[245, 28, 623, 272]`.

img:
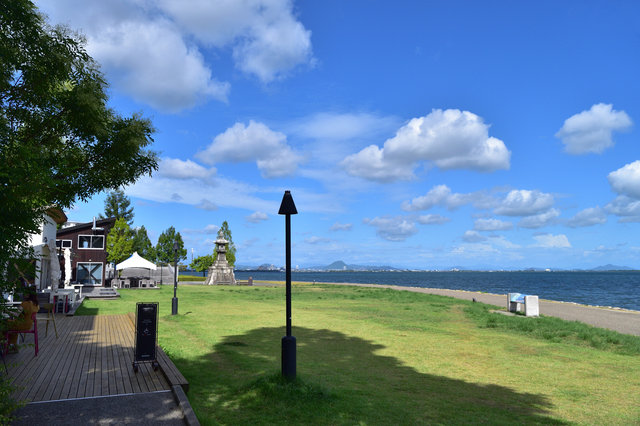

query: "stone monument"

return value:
[204, 229, 236, 285]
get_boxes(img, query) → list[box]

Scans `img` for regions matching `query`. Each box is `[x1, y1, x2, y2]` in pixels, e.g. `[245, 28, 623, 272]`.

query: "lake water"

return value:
[234, 270, 640, 312]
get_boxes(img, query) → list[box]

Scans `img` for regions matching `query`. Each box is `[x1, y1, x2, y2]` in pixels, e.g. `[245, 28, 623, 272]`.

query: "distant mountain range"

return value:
[235, 261, 637, 272]
[589, 264, 635, 271]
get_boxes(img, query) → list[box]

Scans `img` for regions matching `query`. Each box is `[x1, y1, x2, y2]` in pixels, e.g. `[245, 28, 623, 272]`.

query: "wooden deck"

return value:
[4, 314, 187, 403]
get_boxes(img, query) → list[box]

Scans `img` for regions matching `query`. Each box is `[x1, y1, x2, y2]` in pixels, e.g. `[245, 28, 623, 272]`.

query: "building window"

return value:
[56, 240, 72, 249]
[77, 262, 103, 285]
[78, 235, 104, 249]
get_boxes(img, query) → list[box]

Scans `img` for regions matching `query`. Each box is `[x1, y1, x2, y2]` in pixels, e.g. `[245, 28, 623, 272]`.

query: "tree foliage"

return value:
[155, 226, 187, 264]
[132, 225, 155, 262]
[0, 0, 158, 301]
[100, 189, 134, 225]
[219, 221, 236, 267]
[190, 254, 215, 272]
[106, 218, 134, 265]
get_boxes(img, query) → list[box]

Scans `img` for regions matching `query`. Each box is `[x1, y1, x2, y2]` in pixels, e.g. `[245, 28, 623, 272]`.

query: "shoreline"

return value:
[249, 280, 640, 314]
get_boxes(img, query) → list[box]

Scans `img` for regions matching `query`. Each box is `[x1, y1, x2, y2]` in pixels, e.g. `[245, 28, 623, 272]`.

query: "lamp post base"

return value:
[281, 335, 296, 379]
[172, 297, 178, 315]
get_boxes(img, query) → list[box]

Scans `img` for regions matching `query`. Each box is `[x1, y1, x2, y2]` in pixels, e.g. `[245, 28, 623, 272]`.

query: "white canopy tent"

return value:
[115, 252, 158, 288]
[116, 252, 157, 271]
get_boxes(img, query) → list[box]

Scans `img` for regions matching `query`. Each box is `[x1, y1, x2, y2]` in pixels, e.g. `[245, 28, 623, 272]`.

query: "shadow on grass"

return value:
[74, 306, 98, 316]
[171, 326, 569, 426]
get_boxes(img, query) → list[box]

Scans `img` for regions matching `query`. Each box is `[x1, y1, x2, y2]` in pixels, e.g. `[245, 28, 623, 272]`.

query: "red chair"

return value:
[4, 312, 38, 356]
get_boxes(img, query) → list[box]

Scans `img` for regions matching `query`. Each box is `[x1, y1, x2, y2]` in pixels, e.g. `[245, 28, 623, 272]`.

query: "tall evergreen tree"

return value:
[219, 221, 236, 267]
[100, 189, 134, 225]
[106, 218, 134, 265]
[132, 225, 155, 261]
[155, 226, 187, 264]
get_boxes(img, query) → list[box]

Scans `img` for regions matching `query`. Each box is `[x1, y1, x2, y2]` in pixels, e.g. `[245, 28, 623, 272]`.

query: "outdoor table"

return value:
[51, 290, 74, 313]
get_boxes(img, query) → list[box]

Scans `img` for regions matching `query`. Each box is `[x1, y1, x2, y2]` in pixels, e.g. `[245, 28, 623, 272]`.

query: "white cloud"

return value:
[401, 185, 451, 211]
[363, 216, 418, 242]
[127, 174, 278, 212]
[159, 0, 314, 82]
[304, 236, 331, 244]
[89, 19, 230, 113]
[473, 218, 513, 232]
[565, 207, 606, 228]
[195, 199, 218, 211]
[618, 217, 640, 223]
[518, 209, 561, 229]
[329, 222, 353, 232]
[156, 158, 217, 183]
[446, 191, 496, 210]
[245, 211, 269, 223]
[182, 224, 220, 235]
[416, 214, 451, 225]
[608, 161, 640, 199]
[604, 196, 640, 223]
[341, 109, 511, 183]
[401, 184, 496, 212]
[555, 103, 632, 155]
[493, 190, 554, 217]
[532, 234, 571, 248]
[241, 237, 260, 248]
[39, 0, 314, 112]
[487, 235, 521, 249]
[462, 231, 487, 243]
[195, 121, 304, 178]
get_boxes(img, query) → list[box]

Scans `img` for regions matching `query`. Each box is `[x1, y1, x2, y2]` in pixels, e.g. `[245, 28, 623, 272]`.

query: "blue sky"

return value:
[39, 0, 640, 269]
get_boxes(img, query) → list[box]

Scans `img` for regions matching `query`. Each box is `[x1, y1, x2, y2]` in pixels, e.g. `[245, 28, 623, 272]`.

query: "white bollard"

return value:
[524, 295, 539, 317]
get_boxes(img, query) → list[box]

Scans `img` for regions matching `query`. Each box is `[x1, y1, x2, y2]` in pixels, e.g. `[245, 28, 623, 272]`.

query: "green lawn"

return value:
[77, 283, 640, 425]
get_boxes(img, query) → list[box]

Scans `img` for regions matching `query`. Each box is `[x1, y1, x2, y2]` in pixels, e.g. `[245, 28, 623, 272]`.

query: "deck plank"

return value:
[44, 314, 85, 401]
[53, 315, 90, 400]
[7, 314, 177, 403]
[115, 315, 134, 394]
[80, 314, 98, 398]
[64, 316, 93, 400]
[108, 315, 124, 395]
[23, 316, 72, 401]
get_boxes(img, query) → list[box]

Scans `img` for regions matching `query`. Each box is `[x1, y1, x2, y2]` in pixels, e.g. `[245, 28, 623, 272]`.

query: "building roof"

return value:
[46, 207, 68, 224]
[56, 217, 117, 236]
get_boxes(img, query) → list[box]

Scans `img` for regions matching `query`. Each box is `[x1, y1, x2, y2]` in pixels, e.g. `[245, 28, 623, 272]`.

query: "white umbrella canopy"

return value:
[64, 248, 71, 286]
[49, 249, 61, 288]
[116, 252, 157, 271]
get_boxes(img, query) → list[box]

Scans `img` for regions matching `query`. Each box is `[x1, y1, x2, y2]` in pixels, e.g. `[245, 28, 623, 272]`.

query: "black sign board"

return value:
[135, 302, 158, 362]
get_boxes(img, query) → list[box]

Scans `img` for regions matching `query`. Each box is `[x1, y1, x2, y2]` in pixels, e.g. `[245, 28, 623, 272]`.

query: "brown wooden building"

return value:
[56, 217, 116, 287]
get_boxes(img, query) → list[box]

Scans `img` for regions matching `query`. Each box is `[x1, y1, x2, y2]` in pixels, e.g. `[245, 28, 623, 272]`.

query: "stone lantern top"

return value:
[216, 229, 228, 253]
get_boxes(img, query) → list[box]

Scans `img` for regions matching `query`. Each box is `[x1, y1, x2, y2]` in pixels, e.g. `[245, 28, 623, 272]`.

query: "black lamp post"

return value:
[278, 190, 298, 379]
[172, 241, 179, 315]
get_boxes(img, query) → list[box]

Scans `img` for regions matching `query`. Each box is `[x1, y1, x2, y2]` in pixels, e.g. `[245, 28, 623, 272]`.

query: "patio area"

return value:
[4, 313, 188, 403]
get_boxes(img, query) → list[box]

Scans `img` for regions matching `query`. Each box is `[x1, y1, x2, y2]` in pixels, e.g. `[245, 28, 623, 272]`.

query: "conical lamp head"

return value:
[278, 190, 298, 215]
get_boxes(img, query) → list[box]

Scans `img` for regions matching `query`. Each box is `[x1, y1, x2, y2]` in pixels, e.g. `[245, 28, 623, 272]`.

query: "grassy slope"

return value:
[77, 284, 640, 425]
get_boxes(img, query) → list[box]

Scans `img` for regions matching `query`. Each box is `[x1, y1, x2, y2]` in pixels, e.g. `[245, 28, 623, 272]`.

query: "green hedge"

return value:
[178, 275, 207, 282]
